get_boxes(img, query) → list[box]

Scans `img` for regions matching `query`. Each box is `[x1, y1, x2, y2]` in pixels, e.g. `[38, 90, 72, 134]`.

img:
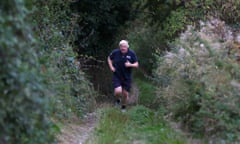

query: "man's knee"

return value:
[122, 89, 129, 96]
[114, 86, 122, 95]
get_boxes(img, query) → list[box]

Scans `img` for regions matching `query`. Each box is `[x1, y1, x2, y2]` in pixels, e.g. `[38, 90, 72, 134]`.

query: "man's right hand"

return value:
[111, 67, 116, 72]
[107, 56, 116, 72]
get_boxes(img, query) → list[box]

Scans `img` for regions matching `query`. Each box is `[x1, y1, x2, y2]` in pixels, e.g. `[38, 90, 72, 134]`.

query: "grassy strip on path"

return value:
[86, 77, 187, 144]
[87, 105, 186, 144]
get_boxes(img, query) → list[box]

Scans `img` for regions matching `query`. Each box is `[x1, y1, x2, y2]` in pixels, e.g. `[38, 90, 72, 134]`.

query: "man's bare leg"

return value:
[114, 86, 122, 105]
[121, 89, 129, 111]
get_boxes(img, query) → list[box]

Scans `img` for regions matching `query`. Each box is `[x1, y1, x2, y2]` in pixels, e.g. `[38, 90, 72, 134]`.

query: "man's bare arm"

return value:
[107, 56, 116, 72]
[125, 61, 139, 68]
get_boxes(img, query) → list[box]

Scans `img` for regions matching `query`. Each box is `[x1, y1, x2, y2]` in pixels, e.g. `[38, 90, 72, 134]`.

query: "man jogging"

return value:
[107, 40, 139, 112]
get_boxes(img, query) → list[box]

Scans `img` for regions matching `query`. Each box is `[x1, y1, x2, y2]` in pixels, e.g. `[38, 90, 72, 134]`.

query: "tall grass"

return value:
[134, 78, 157, 108]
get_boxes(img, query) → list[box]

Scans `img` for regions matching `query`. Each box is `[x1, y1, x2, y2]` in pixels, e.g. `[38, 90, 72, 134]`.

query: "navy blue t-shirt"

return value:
[109, 48, 138, 80]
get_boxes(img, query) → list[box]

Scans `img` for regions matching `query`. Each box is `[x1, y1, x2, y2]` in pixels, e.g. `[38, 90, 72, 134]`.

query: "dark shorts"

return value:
[112, 75, 132, 92]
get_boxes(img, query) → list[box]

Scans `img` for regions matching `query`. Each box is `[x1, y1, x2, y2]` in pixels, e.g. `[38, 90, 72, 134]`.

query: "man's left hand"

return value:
[125, 61, 132, 67]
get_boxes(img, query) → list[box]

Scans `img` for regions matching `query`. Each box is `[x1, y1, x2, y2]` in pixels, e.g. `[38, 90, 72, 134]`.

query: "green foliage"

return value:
[69, 0, 138, 96]
[134, 78, 156, 108]
[32, 0, 96, 118]
[0, 0, 54, 143]
[126, 0, 240, 76]
[48, 48, 96, 118]
[0, 0, 97, 143]
[194, 0, 240, 24]
[71, 0, 136, 58]
[128, 105, 154, 125]
[162, 8, 188, 39]
[92, 108, 129, 144]
[88, 106, 186, 144]
[124, 1, 194, 74]
[125, 22, 159, 74]
[144, 0, 186, 25]
[143, 0, 196, 40]
[145, 0, 240, 26]
[154, 20, 240, 142]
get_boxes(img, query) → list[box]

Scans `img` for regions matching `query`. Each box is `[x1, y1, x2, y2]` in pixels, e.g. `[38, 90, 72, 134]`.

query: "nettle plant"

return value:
[155, 19, 240, 142]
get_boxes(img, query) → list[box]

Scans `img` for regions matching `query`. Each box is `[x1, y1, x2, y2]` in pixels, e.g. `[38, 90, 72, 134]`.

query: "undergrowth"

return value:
[154, 19, 240, 142]
[33, 0, 96, 119]
[134, 78, 157, 109]
[87, 106, 186, 144]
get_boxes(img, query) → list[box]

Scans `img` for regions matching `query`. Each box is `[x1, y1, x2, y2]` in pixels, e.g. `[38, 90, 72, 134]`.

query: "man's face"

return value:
[120, 44, 128, 54]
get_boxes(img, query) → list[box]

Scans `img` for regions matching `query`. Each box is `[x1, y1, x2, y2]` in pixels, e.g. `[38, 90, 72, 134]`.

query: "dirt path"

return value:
[56, 104, 203, 144]
[57, 112, 97, 144]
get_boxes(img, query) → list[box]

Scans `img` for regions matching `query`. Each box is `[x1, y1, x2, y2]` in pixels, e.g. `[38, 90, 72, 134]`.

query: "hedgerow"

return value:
[155, 19, 240, 142]
[32, 0, 97, 118]
[0, 0, 97, 143]
[0, 0, 54, 143]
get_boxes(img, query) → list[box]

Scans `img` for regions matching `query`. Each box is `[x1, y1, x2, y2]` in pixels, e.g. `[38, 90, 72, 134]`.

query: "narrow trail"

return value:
[56, 83, 139, 144]
[56, 82, 203, 144]
[56, 105, 203, 144]
[57, 112, 97, 144]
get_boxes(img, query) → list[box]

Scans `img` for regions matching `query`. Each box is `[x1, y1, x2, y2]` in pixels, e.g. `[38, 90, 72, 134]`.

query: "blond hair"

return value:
[119, 40, 129, 48]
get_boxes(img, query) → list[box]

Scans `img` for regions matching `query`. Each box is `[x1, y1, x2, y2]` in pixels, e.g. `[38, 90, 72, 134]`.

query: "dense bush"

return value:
[0, 0, 97, 143]
[32, 0, 96, 118]
[154, 19, 240, 142]
[145, 0, 240, 26]
[0, 0, 54, 143]
[197, 0, 240, 25]
[125, 23, 159, 75]
[68, 0, 139, 97]
[125, 0, 240, 76]
[70, 0, 135, 58]
[125, 1, 199, 75]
